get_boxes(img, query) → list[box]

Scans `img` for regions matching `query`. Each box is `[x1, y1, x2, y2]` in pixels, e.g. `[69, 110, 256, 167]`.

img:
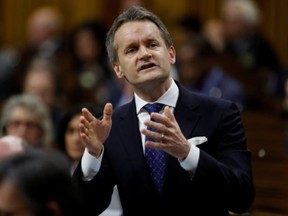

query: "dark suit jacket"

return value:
[73, 83, 254, 216]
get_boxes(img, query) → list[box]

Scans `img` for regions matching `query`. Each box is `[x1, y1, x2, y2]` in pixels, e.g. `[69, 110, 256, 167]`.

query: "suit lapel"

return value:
[174, 86, 202, 139]
[116, 101, 150, 181]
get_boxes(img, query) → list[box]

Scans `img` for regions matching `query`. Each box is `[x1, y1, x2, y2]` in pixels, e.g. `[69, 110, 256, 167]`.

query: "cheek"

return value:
[65, 134, 74, 146]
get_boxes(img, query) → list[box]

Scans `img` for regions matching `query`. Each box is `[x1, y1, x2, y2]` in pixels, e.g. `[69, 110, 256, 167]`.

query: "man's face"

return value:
[112, 21, 176, 89]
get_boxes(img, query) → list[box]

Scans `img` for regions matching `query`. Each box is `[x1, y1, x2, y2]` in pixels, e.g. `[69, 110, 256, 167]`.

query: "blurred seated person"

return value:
[176, 35, 246, 110]
[22, 56, 65, 137]
[67, 20, 114, 107]
[12, 6, 71, 99]
[56, 103, 101, 174]
[0, 135, 27, 159]
[174, 13, 203, 48]
[0, 148, 84, 216]
[219, 0, 285, 108]
[0, 46, 19, 102]
[24, 6, 64, 59]
[203, 18, 225, 53]
[0, 94, 54, 149]
[56, 103, 123, 215]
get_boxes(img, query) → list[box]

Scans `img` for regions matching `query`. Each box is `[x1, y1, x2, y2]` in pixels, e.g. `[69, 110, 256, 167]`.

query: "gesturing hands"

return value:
[79, 103, 113, 158]
[79, 103, 191, 161]
[141, 106, 191, 161]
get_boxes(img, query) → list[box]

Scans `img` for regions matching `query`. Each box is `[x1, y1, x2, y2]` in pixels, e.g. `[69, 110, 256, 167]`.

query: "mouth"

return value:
[137, 63, 157, 72]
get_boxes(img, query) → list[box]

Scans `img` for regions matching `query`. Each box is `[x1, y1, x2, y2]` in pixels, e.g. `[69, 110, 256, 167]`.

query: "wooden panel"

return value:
[241, 111, 288, 215]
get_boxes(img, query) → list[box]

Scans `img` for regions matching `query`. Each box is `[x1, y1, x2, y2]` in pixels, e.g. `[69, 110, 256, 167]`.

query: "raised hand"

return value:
[79, 103, 113, 158]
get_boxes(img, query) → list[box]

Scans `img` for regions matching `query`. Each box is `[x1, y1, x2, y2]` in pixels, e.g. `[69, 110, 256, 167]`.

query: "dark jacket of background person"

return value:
[176, 35, 246, 110]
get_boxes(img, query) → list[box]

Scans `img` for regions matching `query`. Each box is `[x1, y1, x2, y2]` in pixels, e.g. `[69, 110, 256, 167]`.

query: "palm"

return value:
[79, 103, 113, 157]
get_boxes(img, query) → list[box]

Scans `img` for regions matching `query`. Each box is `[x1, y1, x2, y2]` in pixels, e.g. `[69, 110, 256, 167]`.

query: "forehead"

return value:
[9, 106, 38, 121]
[0, 181, 28, 213]
[68, 114, 81, 125]
[115, 21, 162, 45]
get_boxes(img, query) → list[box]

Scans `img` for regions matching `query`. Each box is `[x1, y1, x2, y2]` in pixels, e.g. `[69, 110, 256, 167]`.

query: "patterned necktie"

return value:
[143, 103, 167, 192]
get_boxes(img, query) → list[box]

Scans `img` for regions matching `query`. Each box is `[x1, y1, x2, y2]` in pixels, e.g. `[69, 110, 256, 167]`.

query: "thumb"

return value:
[103, 103, 113, 121]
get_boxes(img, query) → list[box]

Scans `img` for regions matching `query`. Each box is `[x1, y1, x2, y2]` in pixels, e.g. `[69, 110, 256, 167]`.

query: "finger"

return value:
[143, 119, 163, 133]
[82, 108, 95, 122]
[145, 140, 166, 150]
[79, 115, 91, 129]
[150, 106, 174, 124]
[79, 123, 89, 145]
[163, 106, 176, 122]
[103, 103, 113, 121]
[79, 117, 85, 129]
[141, 127, 163, 141]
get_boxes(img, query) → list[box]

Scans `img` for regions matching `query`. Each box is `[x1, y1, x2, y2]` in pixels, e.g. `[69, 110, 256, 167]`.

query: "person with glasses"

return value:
[0, 94, 54, 149]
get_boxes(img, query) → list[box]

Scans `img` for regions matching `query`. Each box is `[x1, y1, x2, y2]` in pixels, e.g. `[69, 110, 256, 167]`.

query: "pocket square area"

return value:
[188, 136, 208, 146]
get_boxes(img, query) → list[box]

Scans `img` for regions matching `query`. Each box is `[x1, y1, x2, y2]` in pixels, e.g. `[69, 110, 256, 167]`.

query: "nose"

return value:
[139, 46, 152, 60]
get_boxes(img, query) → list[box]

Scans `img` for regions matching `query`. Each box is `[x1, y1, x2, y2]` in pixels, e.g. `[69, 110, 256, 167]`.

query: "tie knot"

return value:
[143, 103, 164, 114]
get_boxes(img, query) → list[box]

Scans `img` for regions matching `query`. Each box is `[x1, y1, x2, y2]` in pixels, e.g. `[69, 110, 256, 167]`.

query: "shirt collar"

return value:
[135, 78, 179, 114]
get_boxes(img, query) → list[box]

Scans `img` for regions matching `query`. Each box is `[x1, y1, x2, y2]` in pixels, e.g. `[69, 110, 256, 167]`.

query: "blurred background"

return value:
[0, 0, 287, 69]
[0, 0, 288, 215]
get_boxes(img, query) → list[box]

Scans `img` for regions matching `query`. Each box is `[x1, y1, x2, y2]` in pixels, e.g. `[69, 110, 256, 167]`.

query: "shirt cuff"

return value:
[81, 148, 103, 181]
[180, 143, 200, 172]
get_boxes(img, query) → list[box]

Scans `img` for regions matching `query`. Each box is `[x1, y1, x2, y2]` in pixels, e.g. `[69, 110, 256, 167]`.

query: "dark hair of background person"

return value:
[68, 20, 108, 71]
[56, 103, 102, 154]
[176, 13, 203, 34]
[0, 148, 85, 216]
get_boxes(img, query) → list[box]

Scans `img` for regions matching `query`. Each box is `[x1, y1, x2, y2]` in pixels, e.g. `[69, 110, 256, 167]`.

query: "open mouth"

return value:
[138, 63, 156, 71]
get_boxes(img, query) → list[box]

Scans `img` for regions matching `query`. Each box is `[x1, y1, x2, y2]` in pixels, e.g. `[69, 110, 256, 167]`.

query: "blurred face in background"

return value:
[26, 6, 62, 47]
[23, 69, 56, 110]
[5, 106, 42, 147]
[221, 1, 253, 41]
[64, 114, 85, 162]
[75, 29, 101, 64]
[177, 44, 206, 84]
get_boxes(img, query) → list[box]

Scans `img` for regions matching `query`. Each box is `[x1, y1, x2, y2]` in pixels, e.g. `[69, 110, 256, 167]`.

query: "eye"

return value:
[148, 40, 159, 48]
[66, 127, 76, 134]
[125, 47, 137, 54]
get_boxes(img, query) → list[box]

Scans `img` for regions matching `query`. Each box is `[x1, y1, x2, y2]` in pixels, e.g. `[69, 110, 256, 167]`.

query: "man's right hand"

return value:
[79, 103, 113, 158]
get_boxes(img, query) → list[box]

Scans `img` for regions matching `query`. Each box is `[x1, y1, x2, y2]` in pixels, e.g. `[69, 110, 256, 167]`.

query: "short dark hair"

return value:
[0, 149, 83, 216]
[106, 6, 173, 63]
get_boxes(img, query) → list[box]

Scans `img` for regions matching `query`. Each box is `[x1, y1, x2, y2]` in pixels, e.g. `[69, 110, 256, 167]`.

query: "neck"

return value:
[135, 78, 172, 102]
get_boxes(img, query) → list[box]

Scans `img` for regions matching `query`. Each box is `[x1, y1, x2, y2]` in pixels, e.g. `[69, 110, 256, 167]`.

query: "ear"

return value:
[168, 46, 176, 64]
[112, 63, 124, 78]
[46, 201, 61, 216]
